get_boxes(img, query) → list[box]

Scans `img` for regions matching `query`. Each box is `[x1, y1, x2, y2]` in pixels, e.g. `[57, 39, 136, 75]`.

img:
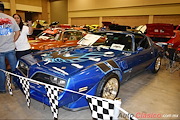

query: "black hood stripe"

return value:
[106, 60, 119, 68]
[96, 63, 111, 72]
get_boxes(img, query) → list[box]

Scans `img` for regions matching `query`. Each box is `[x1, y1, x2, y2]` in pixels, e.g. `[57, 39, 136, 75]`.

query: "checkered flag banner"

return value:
[86, 95, 115, 120]
[0, 69, 138, 120]
[45, 84, 60, 120]
[19, 77, 31, 107]
[5, 72, 13, 95]
[86, 96, 138, 120]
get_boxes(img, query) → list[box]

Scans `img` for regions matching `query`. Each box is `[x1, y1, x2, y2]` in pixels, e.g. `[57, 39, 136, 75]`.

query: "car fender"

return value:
[100, 69, 122, 83]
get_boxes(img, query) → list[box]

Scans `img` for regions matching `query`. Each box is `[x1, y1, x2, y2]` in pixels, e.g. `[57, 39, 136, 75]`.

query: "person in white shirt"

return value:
[13, 14, 33, 59]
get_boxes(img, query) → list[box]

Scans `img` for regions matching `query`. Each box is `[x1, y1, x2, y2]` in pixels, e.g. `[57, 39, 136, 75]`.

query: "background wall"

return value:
[153, 15, 180, 24]
[2, 0, 49, 23]
[50, 0, 68, 24]
[15, 0, 42, 6]
[2, 0, 180, 27]
[68, 0, 180, 11]
[68, 0, 180, 27]
[71, 17, 99, 26]
[103, 16, 149, 27]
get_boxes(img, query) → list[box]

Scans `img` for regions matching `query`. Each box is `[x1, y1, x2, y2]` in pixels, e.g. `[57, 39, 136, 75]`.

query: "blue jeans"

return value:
[0, 50, 17, 92]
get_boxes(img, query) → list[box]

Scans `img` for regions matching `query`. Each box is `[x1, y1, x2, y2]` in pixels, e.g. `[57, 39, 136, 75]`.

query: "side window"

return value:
[54, 34, 60, 40]
[64, 32, 83, 41]
[139, 37, 150, 49]
[134, 34, 144, 50]
[69, 36, 77, 40]
[63, 32, 71, 40]
[135, 34, 150, 50]
[76, 32, 83, 40]
[119, 36, 132, 51]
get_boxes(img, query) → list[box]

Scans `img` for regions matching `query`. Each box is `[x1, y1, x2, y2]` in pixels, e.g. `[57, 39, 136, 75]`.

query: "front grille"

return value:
[31, 73, 53, 84]
[19, 67, 28, 76]
[31, 73, 66, 87]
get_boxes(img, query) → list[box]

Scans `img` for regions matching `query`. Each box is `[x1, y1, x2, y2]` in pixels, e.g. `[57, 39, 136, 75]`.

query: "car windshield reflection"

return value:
[92, 34, 133, 52]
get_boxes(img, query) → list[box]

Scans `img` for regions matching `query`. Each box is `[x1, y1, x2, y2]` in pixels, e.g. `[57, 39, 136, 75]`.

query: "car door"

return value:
[114, 34, 141, 81]
[120, 34, 154, 79]
[119, 54, 139, 81]
[134, 35, 155, 70]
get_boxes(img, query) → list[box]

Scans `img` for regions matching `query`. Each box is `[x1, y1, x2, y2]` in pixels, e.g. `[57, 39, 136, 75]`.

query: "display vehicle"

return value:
[14, 31, 162, 110]
[29, 28, 85, 51]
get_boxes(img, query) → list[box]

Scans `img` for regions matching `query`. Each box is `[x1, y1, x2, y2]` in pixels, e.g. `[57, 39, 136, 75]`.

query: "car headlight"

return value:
[17, 61, 28, 76]
[50, 76, 66, 87]
[19, 61, 28, 69]
[31, 73, 66, 88]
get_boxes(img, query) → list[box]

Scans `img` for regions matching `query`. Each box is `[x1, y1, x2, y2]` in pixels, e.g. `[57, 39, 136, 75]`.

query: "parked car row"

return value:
[29, 22, 180, 51]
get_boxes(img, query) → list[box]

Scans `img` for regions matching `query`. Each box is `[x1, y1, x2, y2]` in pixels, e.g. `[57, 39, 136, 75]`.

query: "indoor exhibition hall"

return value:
[0, 0, 179, 120]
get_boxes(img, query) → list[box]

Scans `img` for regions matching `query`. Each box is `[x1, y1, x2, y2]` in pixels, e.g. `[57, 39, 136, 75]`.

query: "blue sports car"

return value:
[14, 31, 162, 110]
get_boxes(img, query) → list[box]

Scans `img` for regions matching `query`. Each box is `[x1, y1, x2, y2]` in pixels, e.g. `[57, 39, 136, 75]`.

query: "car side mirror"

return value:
[137, 47, 143, 51]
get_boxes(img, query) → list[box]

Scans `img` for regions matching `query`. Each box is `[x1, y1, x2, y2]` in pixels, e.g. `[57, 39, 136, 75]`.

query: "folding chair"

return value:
[165, 47, 180, 73]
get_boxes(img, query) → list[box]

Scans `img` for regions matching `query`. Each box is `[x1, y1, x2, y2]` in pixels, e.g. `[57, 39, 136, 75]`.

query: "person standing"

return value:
[13, 14, 33, 59]
[0, 1, 20, 93]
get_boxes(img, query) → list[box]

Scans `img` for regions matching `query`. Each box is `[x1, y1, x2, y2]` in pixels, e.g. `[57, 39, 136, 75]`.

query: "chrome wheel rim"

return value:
[102, 78, 119, 99]
[155, 57, 161, 71]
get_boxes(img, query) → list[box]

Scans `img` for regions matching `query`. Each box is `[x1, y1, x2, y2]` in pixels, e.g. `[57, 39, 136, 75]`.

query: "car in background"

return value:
[145, 23, 180, 49]
[102, 22, 131, 31]
[135, 25, 147, 34]
[32, 20, 47, 28]
[29, 28, 85, 51]
[174, 25, 180, 30]
[85, 24, 99, 32]
[14, 31, 162, 110]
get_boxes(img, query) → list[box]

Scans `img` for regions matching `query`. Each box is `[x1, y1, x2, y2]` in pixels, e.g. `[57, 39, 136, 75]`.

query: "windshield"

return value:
[62, 31, 83, 41]
[100, 33, 133, 51]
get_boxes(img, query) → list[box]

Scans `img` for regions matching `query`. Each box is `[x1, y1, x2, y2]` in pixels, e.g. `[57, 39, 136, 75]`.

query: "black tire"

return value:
[96, 74, 120, 100]
[151, 56, 161, 73]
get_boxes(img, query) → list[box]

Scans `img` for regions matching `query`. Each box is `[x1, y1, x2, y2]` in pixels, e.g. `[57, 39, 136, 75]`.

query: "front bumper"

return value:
[13, 70, 98, 109]
[14, 70, 76, 107]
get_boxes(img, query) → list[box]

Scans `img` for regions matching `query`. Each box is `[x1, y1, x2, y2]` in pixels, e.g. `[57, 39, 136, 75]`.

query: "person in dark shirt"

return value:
[36, 20, 43, 28]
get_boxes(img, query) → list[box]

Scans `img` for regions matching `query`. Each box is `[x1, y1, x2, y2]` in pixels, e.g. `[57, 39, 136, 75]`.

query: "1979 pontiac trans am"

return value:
[14, 31, 162, 110]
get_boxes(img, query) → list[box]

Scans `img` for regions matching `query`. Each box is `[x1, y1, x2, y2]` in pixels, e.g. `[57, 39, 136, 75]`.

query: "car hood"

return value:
[22, 46, 126, 76]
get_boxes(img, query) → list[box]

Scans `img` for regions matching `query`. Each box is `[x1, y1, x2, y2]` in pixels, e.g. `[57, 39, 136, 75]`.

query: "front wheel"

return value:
[151, 56, 161, 73]
[96, 74, 120, 100]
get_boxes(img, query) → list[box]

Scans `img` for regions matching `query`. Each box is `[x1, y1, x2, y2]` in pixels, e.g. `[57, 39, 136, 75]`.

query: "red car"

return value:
[29, 28, 85, 51]
[146, 23, 180, 49]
